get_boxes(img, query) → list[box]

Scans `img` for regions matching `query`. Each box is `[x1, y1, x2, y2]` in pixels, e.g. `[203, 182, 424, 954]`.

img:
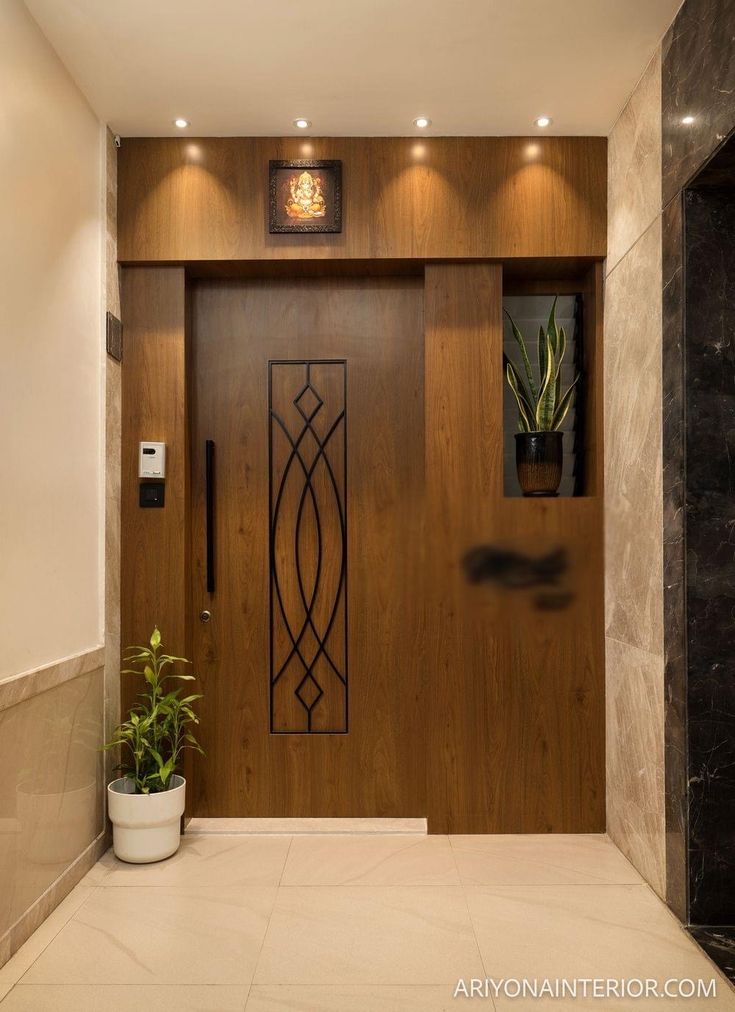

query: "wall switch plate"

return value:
[139, 482, 165, 508]
[106, 311, 123, 362]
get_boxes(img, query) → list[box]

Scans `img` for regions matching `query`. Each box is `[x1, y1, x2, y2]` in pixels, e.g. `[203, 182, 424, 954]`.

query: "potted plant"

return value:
[504, 296, 580, 496]
[104, 628, 203, 863]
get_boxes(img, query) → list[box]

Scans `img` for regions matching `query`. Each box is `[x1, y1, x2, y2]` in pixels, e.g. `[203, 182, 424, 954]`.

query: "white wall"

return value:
[0, 0, 104, 678]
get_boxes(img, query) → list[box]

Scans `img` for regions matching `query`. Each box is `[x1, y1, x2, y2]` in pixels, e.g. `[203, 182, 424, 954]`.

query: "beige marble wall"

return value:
[0, 654, 106, 958]
[607, 51, 663, 274]
[604, 49, 666, 898]
[104, 128, 121, 786]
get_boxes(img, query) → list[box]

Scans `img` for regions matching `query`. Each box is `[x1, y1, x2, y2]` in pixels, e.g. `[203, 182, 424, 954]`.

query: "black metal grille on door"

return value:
[268, 360, 348, 733]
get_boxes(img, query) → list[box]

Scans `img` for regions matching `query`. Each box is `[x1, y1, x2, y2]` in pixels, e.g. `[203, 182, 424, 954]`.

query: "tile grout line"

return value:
[276, 836, 295, 888]
[450, 837, 499, 1012]
[10, 882, 102, 990]
[244, 835, 295, 1005]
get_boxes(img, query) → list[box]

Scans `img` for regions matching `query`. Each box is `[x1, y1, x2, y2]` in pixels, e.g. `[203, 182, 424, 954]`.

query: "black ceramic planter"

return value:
[515, 431, 563, 497]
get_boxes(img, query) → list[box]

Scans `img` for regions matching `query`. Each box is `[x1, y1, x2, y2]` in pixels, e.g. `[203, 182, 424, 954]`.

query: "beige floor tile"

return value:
[466, 884, 724, 982]
[254, 886, 484, 985]
[246, 984, 462, 1011]
[95, 834, 292, 887]
[78, 855, 113, 887]
[281, 835, 459, 886]
[0, 885, 96, 1000]
[450, 834, 642, 886]
[493, 988, 735, 1011]
[0, 984, 249, 1011]
[22, 886, 276, 985]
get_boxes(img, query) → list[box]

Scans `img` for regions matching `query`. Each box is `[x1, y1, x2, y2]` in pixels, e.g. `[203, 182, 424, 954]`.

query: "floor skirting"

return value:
[185, 817, 428, 835]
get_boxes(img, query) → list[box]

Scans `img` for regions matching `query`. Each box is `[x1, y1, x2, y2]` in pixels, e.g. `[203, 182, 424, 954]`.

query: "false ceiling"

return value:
[24, 0, 681, 136]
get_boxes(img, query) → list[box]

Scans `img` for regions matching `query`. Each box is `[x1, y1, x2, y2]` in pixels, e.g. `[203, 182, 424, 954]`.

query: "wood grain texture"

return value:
[120, 267, 188, 714]
[424, 263, 604, 833]
[189, 277, 426, 817]
[118, 136, 607, 263]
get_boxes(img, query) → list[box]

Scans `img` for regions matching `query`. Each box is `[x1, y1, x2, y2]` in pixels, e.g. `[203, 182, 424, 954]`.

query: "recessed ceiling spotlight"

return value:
[681, 115, 695, 124]
[413, 116, 432, 128]
[293, 118, 311, 129]
[173, 118, 190, 129]
[534, 116, 552, 128]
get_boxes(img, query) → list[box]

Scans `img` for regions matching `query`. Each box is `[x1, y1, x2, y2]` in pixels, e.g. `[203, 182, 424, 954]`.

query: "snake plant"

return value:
[504, 296, 580, 432]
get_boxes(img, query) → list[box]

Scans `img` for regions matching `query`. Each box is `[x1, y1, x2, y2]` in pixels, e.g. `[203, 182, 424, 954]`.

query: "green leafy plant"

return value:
[105, 628, 203, 794]
[504, 296, 580, 432]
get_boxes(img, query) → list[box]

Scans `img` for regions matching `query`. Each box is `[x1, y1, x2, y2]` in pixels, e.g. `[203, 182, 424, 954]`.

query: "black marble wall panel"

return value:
[661, 194, 688, 923]
[685, 186, 735, 924]
[662, 0, 735, 929]
[662, 0, 735, 204]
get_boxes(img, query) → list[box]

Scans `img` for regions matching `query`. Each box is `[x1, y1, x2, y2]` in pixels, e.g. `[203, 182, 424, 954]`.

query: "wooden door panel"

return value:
[190, 277, 425, 817]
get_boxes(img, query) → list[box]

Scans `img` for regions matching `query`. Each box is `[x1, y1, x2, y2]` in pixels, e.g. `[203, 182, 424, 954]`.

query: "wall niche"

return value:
[502, 262, 601, 500]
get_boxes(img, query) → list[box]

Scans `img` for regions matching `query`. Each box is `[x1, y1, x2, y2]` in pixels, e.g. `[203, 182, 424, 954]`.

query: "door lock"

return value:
[199, 610, 212, 624]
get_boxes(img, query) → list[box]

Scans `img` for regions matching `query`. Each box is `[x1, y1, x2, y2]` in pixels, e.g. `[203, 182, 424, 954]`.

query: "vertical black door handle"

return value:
[205, 439, 215, 594]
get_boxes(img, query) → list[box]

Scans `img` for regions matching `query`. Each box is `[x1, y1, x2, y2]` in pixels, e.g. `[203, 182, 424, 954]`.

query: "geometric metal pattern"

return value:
[268, 360, 348, 733]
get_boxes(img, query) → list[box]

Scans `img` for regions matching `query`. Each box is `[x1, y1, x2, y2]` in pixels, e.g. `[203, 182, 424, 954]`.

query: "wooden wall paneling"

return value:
[424, 263, 605, 833]
[492, 498, 606, 832]
[120, 267, 188, 715]
[118, 137, 606, 263]
[424, 262, 505, 833]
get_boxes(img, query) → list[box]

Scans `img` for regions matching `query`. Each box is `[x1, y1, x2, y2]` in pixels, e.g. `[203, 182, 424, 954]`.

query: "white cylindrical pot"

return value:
[107, 775, 185, 864]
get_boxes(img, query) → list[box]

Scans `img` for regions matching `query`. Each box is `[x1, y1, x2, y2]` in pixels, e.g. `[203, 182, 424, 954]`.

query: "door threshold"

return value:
[185, 817, 428, 836]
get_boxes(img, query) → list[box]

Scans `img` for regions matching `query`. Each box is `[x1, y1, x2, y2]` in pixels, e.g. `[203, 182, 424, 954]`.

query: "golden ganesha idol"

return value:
[285, 170, 327, 219]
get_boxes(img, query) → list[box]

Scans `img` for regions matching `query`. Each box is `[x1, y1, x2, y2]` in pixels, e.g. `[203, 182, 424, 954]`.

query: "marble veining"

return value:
[607, 50, 662, 274]
[605, 57, 667, 902]
[604, 220, 664, 657]
[0, 648, 104, 715]
[605, 637, 666, 896]
[2, 835, 734, 1007]
[660, 0, 735, 932]
[662, 0, 735, 204]
[662, 192, 689, 922]
[690, 927, 735, 985]
[0, 668, 104, 945]
[685, 184, 735, 926]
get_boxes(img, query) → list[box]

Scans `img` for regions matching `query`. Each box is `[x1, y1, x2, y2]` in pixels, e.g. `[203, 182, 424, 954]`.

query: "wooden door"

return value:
[189, 277, 425, 817]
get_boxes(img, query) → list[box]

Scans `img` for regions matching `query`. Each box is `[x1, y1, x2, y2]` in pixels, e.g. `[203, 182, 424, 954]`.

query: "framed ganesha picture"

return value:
[268, 159, 342, 233]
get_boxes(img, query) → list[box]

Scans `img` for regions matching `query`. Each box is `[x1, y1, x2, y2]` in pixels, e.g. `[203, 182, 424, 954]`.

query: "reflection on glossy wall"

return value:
[0, 670, 104, 941]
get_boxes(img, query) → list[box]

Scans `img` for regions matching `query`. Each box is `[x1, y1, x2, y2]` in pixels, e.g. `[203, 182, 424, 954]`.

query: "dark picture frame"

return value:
[269, 159, 342, 234]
